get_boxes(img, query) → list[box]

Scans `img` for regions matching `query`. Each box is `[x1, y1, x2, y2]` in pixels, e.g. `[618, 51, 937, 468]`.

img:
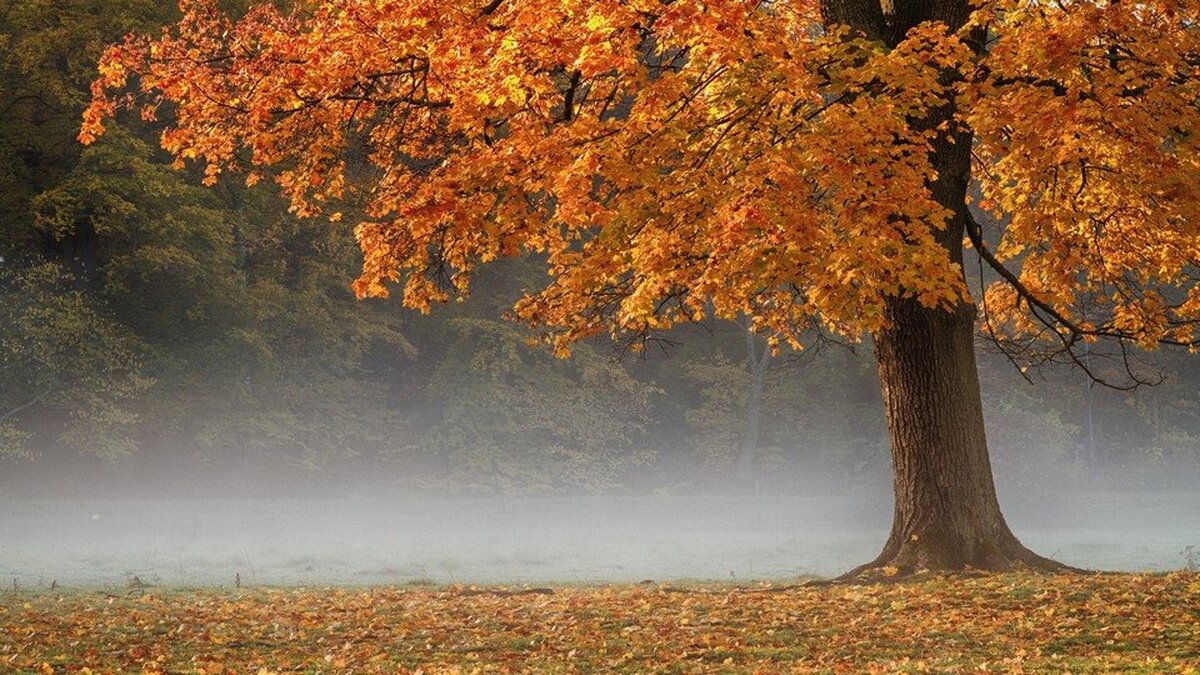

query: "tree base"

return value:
[835, 535, 1082, 583]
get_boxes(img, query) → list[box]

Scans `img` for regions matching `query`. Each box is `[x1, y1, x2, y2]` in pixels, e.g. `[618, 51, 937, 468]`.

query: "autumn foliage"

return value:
[5, 574, 1200, 672]
[80, 0, 1200, 356]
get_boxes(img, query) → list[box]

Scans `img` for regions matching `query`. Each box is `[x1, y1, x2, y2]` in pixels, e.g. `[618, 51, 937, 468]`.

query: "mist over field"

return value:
[3, 487, 1198, 589]
[4, 347, 1199, 589]
[5, 262, 1200, 587]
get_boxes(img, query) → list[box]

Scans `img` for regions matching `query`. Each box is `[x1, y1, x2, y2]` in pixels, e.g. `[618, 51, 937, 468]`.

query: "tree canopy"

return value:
[82, 0, 1200, 368]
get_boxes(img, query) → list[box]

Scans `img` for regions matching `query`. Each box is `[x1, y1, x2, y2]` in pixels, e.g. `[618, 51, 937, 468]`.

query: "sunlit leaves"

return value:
[967, 0, 1200, 352]
[82, 0, 1200, 355]
[82, 0, 975, 352]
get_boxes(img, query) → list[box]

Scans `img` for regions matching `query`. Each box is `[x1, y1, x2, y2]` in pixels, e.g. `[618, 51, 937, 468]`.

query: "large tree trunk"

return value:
[822, 0, 1071, 577]
[849, 297, 1069, 575]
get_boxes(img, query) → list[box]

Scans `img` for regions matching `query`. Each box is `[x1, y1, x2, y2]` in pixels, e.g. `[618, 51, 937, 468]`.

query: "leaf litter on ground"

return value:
[2, 573, 1199, 673]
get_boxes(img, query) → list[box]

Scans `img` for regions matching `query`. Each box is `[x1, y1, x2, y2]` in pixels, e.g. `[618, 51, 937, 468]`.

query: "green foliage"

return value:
[33, 128, 241, 340]
[681, 340, 889, 486]
[0, 261, 151, 459]
[982, 371, 1083, 490]
[681, 354, 748, 470]
[773, 349, 890, 481]
[0, 0, 174, 237]
[0, 0, 419, 472]
[415, 318, 656, 494]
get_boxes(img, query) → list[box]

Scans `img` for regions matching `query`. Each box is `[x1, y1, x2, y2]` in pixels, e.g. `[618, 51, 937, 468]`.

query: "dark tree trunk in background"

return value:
[735, 325, 771, 482]
[822, 0, 1069, 575]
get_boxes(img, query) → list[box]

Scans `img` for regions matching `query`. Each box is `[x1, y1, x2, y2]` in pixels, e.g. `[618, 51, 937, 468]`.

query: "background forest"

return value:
[3, 0, 1199, 500]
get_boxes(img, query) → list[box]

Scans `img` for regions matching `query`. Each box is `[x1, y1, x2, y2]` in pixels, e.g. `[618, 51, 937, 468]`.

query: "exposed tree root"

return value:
[830, 536, 1086, 585]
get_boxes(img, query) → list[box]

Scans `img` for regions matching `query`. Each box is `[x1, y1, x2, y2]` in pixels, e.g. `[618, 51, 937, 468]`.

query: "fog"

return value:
[3, 481, 1197, 589]
[7, 268, 1200, 587]
[5, 337, 1200, 588]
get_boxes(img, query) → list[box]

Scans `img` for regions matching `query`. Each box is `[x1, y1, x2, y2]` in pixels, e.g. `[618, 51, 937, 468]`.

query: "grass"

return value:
[2, 573, 1199, 673]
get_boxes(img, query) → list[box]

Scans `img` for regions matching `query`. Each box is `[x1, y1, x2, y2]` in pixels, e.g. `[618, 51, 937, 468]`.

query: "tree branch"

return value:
[0, 387, 56, 424]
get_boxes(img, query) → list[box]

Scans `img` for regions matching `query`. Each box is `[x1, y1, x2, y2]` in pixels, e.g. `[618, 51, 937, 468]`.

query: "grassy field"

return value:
[2, 573, 1199, 673]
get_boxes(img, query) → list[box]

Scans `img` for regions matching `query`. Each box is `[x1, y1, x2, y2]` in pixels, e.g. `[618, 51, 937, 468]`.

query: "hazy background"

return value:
[4, 329, 1199, 587]
[2, 0, 1199, 588]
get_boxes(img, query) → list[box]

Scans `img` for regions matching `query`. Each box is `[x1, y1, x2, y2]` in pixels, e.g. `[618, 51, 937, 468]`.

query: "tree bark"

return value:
[850, 297, 1071, 575]
[822, 0, 1072, 576]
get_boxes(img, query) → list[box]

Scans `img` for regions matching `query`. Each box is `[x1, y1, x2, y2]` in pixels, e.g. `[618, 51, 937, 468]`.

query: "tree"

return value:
[82, 0, 1200, 574]
[735, 320, 773, 482]
[0, 261, 152, 459]
[0, 0, 177, 247]
[415, 317, 656, 494]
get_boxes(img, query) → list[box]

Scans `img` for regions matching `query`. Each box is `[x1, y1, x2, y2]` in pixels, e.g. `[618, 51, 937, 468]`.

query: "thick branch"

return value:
[964, 212, 1186, 389]
[963, 211, 1086, 337]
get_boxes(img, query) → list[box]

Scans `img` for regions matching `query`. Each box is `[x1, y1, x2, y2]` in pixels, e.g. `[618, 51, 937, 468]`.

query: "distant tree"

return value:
[1, 0, 419, 473]
[680, 322, 790, 484]
[84, 0, 1200, 574]
[0, 0, 173, 237]
[0, 261, 151, 459]
[683, 353, 752, 474]
[735, 321, 773, 482]
[0, 0, 179, 460]
[415, 318, 656, 494]
[33, 129, 242, 330]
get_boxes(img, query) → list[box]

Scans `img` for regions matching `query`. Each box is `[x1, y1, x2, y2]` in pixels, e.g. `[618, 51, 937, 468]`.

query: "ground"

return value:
[3, 574, 1199, 673]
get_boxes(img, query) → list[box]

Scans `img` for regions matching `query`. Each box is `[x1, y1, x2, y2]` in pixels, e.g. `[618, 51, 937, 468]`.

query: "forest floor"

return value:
[2, 573, 1198, 673]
